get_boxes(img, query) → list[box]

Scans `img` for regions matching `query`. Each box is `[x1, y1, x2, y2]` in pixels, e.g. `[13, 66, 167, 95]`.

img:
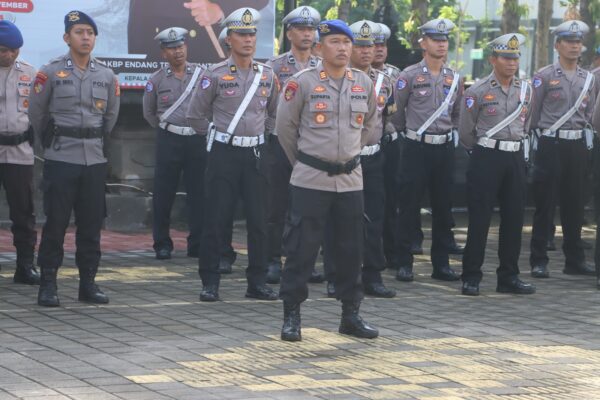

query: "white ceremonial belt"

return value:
[477, 137, 521, 152]
[542, 129, 583, 140]
[406, 129, 452, 145]
[214, 130, 265, 147]
[159, 122, 196, 136]
[360, 144, 381, 156]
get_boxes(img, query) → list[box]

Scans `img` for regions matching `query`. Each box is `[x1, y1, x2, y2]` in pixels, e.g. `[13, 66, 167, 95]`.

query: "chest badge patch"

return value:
[483, 93, 495, 101]
[549, 79, 560, 86]
[351, 85, 364, 93]
[315, 102, 327, 110]
[355, 114, 364, 125]
[56, 70, 70, 78]
[315, 113, 326, 124]
[416, 75, 426, 83]
[221, 74, 235, 81]
[314, 85, 326, 93]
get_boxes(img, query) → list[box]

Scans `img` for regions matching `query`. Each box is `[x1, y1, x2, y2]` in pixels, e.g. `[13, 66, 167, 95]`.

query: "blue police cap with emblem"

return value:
[418, 18, 454, 40]
[488, 33, 525, 59]
[222, 8, 261, 34]
[64, 10, 98, 36]
[282, 6, 320, 28]
[349, 20, 380, 46]
[374, 23, 391, 44]
[154, 27, 188, 48]
[0, 20, 23, 49]
[552, 20, 589, 41]
[318, 20, 353, 43]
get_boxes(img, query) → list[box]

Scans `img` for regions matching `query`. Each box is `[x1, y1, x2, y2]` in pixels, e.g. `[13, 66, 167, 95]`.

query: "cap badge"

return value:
[319, 23, 330, 34]
[242, 9, 253, 25]
[570, 22, 579, 32]
[300, 7, 311, 21]
[508, 35, 519, 50]
[68, 11, 80, 22]
[437, 20, 447, 32]
[360, 22, 371, 37]
[168, 29, 177, 40]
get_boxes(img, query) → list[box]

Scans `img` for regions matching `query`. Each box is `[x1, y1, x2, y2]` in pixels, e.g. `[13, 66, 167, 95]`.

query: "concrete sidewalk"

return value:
[1, 214, 600, 399]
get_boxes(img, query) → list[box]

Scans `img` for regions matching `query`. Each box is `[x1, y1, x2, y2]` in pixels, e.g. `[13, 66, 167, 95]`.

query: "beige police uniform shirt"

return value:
[459, 72, 532, 150]
[0, 60, 35, 165]
[267, 51, 320, 87]
[187, 57, 278, 137]
[393, 60, 461, 134]
[591, 65, 600, 98]
[143, 62, 201, 128]
[28, 53, 120, 166]
[276, 65, 377, 192]
[364, 67, 394, 146]
[530, 62, 595, 131]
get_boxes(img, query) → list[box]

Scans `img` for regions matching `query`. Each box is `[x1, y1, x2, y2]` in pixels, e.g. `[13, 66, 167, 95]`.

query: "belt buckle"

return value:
[328, 163, 344, 176]
[431, 135, 442, 145]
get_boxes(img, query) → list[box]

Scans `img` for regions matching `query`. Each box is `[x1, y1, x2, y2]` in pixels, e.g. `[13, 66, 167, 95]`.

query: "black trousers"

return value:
[396, 139, 455, 269]
[37, 161, 106, 272]
[530, 137, 588, 268]
[461, 146, 526, 283]
[323, 153, 386, 284]
[0, 163, 36, 262]
[280, 186, 364, 304]
[152, 129, 206, 253]
[267, 136, 292, 265]
[591, 140, 600, 276]
[382, 138, 400, 266]
[199, 141, 268, 286]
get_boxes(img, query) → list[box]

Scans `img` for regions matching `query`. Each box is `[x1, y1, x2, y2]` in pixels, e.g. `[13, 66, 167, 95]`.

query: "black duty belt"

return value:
[297, 151, 361, 176]
[0, 131, 30, 146]
[54, 126, 103, 139]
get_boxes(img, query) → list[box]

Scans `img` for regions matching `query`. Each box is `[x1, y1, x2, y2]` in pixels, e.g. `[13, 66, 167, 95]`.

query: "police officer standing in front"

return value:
[392, 19, 462, 283]
[277, 20, 379, 341]
[0, 21, 39, 285]
[29, 11, 120, 306]
[187, 8, 278, 302]
[143, 27, 205, 260]
[265, 5, 322, 284]
[459, 34, 535, 296]
[529, 20, 596, 278]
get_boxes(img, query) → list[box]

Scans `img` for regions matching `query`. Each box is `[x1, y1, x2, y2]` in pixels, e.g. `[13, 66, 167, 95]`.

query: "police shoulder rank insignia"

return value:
[145, 81, 154, 93]
[397, 78, 407, 90]
[533, 76, 542, 88]
[201, 76, 211, 90]
[465, 96, 475, 110]
[284, 81, 299, 101]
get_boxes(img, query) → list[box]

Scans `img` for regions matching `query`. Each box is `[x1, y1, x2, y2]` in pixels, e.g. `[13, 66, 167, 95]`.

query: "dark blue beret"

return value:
[64, 10, 98, 36]
[0, 20, 23, 49]
[318, 20, 353, 43]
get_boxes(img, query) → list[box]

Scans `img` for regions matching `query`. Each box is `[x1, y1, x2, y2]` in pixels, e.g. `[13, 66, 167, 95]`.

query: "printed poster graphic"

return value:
[8, 0, 275, 89]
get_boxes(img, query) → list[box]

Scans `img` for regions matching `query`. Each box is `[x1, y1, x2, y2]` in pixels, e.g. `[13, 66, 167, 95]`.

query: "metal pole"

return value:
[282, 0, 296, 53]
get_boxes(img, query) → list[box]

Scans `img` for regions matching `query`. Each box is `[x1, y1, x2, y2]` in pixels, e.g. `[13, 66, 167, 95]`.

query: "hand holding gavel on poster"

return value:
[183, 0, 226, 58]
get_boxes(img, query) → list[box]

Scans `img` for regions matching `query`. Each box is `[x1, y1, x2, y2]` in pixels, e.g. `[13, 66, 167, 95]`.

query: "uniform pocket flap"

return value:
[350, 102, 369, 113]
[54, 84, 77, 98]
[92, 86, 109, 100]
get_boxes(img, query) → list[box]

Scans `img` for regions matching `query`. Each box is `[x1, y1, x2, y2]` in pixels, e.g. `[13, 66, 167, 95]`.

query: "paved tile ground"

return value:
[1, 213, 600, 399]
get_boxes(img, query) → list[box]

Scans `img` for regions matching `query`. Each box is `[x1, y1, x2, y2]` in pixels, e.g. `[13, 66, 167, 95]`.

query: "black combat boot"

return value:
[78, 266, 109, 304]
[281, 302, 301, 342]
[14, 252, 40, 285]
[37, 268, 60, 307]
[266, 260, 282, 284]
[339, 301, 378, 339]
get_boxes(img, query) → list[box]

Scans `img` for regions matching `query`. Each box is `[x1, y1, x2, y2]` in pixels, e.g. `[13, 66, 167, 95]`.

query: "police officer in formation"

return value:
[323, 20, 396, 298]
[529, 20, 597, 279]
[0, 21, 39, 285]
[143, 28, 206, 260]
[277, 20, 379, 341]
[187, 7, 278, 302]
[459, 33, 535, 296]
[392, 19, 462, 283]
[265, 6, 322, 284]
[29, 11, 120, 306]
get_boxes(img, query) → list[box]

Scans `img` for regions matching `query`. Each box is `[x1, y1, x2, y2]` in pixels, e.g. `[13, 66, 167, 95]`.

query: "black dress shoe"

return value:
[497, 277, 536, 294]
[218, 258, 234, 274]
[578, 239, 592, 250]
[431, 266, 460, 281]
[410, 243, 423, 255]
[461, 281, 479, 296]
[364, 282, 396, 298]
[339, 301, 378, 339]
[266, 262, 282, 284]
[563, 263, 596, 276]
[155, 248, 171, 260]
[395, 266, 414, 282]
[281, 302, 301, 342]
[246, 284, 278, 300]
[531, 265, 549, 278]
[546, 240, 557, 251]
[447, 243, 465, 255]
[200, 285, 219, 302]
[326, 281, 336, 298]
[13, 264, 41, 285]
[79, 283, 109, 304]
[309, 269, 324, 283]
